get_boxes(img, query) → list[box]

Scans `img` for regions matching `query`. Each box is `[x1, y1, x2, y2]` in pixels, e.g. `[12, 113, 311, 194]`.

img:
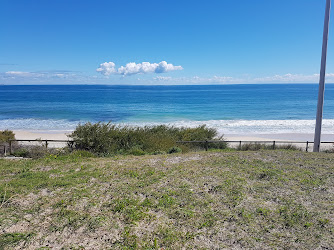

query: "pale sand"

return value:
[13, 130, 72, 148]
[13, 130, 71, 140]
[14, 130, 333, 142]
[13, 130, 334, 142]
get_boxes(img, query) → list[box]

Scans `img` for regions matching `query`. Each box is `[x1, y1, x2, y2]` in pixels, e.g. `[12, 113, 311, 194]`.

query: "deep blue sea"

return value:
[1, 84, 334, 134]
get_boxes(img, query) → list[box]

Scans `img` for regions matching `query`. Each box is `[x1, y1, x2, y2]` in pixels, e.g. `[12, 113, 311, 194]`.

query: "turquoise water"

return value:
[0, 84, 333, 134]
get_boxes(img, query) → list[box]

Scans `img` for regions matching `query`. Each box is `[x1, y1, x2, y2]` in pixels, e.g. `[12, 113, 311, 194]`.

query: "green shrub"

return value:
[237, 143, 300, 151]
[69, 122, 225, 155]
[12, 148, 29, 158]
[152, 150, 166, 155]
[238, 143, 265, 151]
[128, 146, 146, 156]
[168, 146, 182, 154]
[11, 145, 63, 159]
[0, 130, 15, 143]
[69, 150, 96, 158]
[275, 144, 300, 151]
[12, 145, 49, 159]
[0, 130, 16, 155]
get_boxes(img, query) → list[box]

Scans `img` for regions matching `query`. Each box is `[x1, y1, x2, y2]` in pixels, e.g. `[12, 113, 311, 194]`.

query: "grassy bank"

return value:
[0, 150, 333, 249]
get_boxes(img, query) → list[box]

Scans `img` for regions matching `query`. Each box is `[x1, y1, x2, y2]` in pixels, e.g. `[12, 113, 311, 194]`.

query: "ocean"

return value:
[0, 84, 334, 135]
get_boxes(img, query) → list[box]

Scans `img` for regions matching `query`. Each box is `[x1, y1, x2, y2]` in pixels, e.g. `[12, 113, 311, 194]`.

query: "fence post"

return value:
[45, 140, 48, 150]
[306, 141, 309, 152]
[4, 145, 6, 156]
[273, 141, 276, 150]
[204, 140, 208, 151]
[239, 141, 242, 149]
[9, 140, 12, 155]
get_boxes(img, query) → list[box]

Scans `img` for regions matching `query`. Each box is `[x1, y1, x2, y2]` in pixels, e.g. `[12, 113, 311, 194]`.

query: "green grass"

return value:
[0, 150, 333, 249]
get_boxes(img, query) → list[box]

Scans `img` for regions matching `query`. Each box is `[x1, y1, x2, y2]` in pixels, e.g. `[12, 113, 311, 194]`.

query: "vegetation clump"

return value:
[69, 122, 226, 155]
[0, 130, 16, 156]
[0, 130, 15, 143]
[237, 143, 300, 151]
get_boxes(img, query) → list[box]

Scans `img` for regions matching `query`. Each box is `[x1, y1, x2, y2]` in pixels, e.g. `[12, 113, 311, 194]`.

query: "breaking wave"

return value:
[1, 118, 333, 135]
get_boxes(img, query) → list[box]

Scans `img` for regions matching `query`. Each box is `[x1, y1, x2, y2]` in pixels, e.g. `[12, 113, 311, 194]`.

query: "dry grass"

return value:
[0, 150, 333, 249]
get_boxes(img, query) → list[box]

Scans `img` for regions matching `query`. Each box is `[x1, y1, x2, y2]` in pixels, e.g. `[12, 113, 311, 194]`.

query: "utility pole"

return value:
[314, 0, 331, 152]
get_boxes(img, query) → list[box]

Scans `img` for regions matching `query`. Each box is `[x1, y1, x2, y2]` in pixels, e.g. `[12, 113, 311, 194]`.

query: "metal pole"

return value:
[314, 0, 331, 152]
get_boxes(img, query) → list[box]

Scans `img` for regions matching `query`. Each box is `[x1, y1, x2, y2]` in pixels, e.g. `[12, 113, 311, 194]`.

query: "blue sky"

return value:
[1, 0, 333, 84]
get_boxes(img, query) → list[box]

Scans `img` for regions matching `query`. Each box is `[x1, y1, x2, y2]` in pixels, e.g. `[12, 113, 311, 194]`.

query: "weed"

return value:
[167, 146, 182, 154]
[0, 232, 34, 248]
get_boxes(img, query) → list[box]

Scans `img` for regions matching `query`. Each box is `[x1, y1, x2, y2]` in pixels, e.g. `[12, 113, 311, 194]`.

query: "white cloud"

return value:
[4, 71, 76, 79]
[3, 68, 334, 85]
[96, 62, 116, 76]
[153, 76, 172, 81]
[5, 71, 41, 77]
[151, 75, 238, 84]
[96, 61, 183, 76]
[149, 73, 334, 85]
[252, 73, 334, 83]
[1, 70, 87, 84]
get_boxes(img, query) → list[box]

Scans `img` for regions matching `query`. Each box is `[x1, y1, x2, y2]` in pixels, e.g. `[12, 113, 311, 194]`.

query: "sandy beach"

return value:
[13, 130, 334, 141]
[13, 130, 71, 141]
[12, 130, 72, 148]
[12, 130, 333, 141]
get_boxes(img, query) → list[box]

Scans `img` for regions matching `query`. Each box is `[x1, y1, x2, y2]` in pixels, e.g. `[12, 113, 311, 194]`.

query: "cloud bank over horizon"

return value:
[2, 69, 334, 85]
[96, 61, 183, 76]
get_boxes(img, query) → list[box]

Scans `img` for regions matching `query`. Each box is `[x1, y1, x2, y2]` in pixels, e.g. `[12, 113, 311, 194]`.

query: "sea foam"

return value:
[1, 118, 333, 135]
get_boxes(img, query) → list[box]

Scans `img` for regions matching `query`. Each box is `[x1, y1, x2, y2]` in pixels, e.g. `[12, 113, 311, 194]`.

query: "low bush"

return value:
[69, 122, 226, 155]
[12, 145, 58, 159]
[237, 143, 300, 151]
[0, 130, 16, 156]
[168, 146, 182, 154]
[11, 148, 29, 158]
[0, 130, 15, 143]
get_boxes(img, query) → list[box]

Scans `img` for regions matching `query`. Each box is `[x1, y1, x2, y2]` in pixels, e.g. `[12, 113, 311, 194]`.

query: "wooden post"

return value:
[306, 141, 309, 152]
[239, 141, 242, 149]
[273, 141, 276, 150]
[45, 140, 48, 150]
[4, 145, 6, 156]
[204, 140, 208, 151]
[9, 140, 12, 155]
